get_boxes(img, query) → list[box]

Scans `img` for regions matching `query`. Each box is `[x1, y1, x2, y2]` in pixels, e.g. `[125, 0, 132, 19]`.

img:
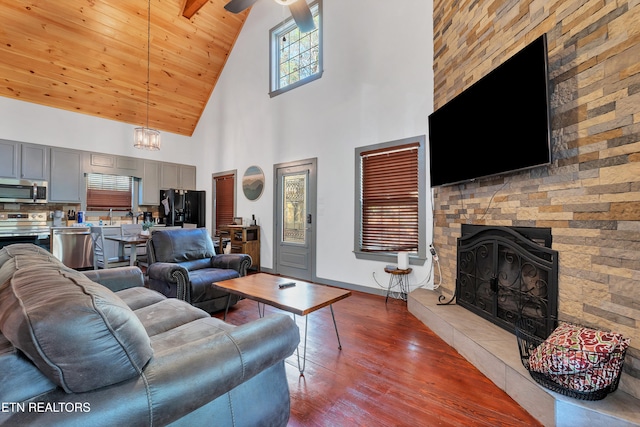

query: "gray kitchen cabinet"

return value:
[0, 140, 20, 178]
[180, 165, 196, 190]
[160, 163, 179, 189]
[50, 148, 83, 202]
[0, 140, 49, 181]
[139, 160, 160, 205]
[160, 163, 196, 190]
[21, 144, 49, 181]
[84, 152, 141, 177]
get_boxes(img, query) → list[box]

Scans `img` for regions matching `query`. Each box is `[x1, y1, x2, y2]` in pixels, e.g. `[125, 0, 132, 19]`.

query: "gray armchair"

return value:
[146, 228, 252, 313]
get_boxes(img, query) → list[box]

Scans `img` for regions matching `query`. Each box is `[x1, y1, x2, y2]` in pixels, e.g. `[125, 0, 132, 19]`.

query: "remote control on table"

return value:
[278, 282, 296, 289]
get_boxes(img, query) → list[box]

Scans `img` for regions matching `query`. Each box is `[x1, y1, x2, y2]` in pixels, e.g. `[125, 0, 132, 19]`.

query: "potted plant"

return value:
[141, 220, 154, 236]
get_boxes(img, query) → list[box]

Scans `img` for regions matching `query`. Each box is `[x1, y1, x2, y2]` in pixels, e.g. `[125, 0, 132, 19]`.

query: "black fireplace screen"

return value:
[456, 225, 558, 338]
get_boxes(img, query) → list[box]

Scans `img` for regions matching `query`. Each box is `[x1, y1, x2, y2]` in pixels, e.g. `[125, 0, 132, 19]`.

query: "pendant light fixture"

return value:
[134, 0, 161, 150]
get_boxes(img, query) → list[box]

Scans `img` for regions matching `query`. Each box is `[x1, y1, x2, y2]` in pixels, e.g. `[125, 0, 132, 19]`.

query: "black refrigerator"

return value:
[159, 189, 206, 228]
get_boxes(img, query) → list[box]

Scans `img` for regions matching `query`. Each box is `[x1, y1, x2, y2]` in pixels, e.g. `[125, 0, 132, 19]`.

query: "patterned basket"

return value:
[515, 319, 629, 401]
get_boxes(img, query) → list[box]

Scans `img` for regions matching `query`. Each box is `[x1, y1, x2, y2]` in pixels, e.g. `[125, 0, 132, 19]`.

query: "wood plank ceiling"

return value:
[0, 0, 249, 136]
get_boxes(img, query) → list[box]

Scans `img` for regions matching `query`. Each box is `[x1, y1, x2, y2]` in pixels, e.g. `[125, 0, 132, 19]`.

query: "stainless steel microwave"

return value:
[0, 179, 48, 203]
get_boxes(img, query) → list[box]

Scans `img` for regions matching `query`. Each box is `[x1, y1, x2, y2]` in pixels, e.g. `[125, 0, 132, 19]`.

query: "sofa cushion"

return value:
[152, 228, 216, 263]
[117, 286, 167, 311]
[133, 298, 209, 337]
[0, 252, 153, 393]
[180, 258, 215, 271]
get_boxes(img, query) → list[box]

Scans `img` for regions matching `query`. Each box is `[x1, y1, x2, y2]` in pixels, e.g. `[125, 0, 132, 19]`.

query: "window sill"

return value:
[354, 250, 426, 266]
[269, 70, 323, 98]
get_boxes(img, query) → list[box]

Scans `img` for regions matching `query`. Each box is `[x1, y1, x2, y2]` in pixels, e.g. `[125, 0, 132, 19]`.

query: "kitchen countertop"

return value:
[50, 224, 127, 229]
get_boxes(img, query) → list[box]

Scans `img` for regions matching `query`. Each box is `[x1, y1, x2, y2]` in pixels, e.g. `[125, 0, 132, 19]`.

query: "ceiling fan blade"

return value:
[288, 0, 315, 33]
[224, 0, 259, 13]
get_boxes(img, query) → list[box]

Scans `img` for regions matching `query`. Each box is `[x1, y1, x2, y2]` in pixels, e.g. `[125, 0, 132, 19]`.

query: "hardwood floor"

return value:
[215, 289, 542, 427]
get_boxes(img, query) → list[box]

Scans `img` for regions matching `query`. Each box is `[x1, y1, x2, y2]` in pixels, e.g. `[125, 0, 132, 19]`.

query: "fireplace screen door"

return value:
[456, 225, 558, 338]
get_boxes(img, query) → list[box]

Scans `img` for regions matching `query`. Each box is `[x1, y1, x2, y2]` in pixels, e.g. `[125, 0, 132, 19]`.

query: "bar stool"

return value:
[90, 226, 130, 269]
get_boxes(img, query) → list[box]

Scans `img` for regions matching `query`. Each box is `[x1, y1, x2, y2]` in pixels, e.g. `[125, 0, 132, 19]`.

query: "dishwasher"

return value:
[51, 227, 94, 269]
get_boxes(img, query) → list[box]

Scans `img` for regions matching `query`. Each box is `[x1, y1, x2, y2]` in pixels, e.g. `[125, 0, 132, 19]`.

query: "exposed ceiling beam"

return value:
[183, 0, 210, 19]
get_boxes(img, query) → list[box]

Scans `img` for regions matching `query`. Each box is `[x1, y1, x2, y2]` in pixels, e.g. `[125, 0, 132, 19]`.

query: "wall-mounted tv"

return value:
[428, 34, 552, 187]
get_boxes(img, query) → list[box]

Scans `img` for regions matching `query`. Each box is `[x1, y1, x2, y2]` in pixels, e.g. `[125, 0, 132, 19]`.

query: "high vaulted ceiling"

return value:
[0, 0, 249, 136]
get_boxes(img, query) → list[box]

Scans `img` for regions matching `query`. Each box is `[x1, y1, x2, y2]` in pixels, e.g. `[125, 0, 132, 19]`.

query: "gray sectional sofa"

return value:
[0, 244, 299, 426]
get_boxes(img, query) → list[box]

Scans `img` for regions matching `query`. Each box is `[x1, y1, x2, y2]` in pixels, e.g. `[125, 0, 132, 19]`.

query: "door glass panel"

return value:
[282, 173, 307, 244]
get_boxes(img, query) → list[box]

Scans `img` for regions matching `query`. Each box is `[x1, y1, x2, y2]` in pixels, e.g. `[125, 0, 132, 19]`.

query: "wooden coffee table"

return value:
[212, 273, 351, 375]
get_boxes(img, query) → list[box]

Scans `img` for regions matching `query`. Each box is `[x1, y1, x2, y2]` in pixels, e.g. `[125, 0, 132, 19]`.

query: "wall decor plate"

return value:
[243, 165, 264, 201]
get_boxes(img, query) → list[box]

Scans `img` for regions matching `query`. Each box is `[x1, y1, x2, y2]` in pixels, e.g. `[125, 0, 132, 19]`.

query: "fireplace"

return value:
[452, 225, 558, 338]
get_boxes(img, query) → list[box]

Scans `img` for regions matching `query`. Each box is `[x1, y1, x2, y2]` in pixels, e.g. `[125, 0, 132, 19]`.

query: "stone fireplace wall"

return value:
[431, 0, 640, 382]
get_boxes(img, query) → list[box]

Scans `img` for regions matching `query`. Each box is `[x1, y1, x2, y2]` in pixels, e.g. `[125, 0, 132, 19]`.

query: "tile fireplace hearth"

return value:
[408, 289, 640, 426]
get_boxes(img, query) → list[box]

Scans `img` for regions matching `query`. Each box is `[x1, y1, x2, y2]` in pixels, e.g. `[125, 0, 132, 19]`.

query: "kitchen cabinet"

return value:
[21, 144, 49, 181]
[160, 163, 179, 189]
[139, 160, 160, 205]
[0, 139, 197, 203]
[161, 163, 196, 190]
[0, 140, 19, 178]
[50, 148, 83, 202]
[0, 140, 49, 181]
[84, 152, 141, 177]
[180, 165, 196, 190]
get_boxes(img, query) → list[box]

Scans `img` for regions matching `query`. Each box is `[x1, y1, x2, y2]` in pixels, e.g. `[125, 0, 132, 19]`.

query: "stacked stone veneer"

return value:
[431, 0, 640, 384]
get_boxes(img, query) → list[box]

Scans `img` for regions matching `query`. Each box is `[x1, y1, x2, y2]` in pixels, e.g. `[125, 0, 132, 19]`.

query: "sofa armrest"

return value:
[147, 262, 191, 302]
[144, 314, 300, 423]
[83, 266, 145, 292]
[212, 253, 253, 276]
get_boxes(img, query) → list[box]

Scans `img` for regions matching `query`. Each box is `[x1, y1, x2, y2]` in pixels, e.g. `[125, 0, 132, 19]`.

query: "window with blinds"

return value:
[86, 173, 133, 211]
[214, 173, 235, 231]
[354, 135, 426, 262]
[360, 142, 420, 252]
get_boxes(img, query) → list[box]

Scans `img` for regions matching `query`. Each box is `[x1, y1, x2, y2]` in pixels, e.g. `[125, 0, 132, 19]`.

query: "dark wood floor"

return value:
[215, 289, 542, 427]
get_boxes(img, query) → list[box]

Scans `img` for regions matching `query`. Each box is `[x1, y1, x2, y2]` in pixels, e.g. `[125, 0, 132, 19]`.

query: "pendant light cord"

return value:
[146, 0, 151, 130]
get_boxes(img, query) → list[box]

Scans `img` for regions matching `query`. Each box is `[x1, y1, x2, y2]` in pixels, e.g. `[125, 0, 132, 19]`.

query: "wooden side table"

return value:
[218, 225, 260, 271]
[384, 267, 412, 303]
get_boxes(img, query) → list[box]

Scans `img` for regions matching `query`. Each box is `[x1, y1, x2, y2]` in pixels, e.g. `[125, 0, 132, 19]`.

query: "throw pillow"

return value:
[545, 342, 629, 392]
[529, 322, 627, 375]
[0, 252, 153, 393]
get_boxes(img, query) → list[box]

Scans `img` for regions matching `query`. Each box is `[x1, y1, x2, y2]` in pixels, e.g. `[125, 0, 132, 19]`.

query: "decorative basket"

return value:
[515, 319, 629, 401]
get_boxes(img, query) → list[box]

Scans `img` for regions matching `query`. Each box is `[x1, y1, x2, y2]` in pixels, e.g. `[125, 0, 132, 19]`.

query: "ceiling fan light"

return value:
[273, 0, 296, 5]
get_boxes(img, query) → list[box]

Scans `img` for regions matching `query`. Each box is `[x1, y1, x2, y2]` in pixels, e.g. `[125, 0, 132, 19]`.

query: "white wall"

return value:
[0, 0, 434, 292]
[0, 97, 196, 165]
[192, 0, 435, 291]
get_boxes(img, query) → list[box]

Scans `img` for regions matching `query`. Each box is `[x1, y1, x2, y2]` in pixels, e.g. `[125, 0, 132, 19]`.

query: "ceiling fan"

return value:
[224, 0, 316, 33]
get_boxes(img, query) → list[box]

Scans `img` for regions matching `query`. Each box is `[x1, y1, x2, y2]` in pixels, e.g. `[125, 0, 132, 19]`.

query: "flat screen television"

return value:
[428, 34, 552, 187]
